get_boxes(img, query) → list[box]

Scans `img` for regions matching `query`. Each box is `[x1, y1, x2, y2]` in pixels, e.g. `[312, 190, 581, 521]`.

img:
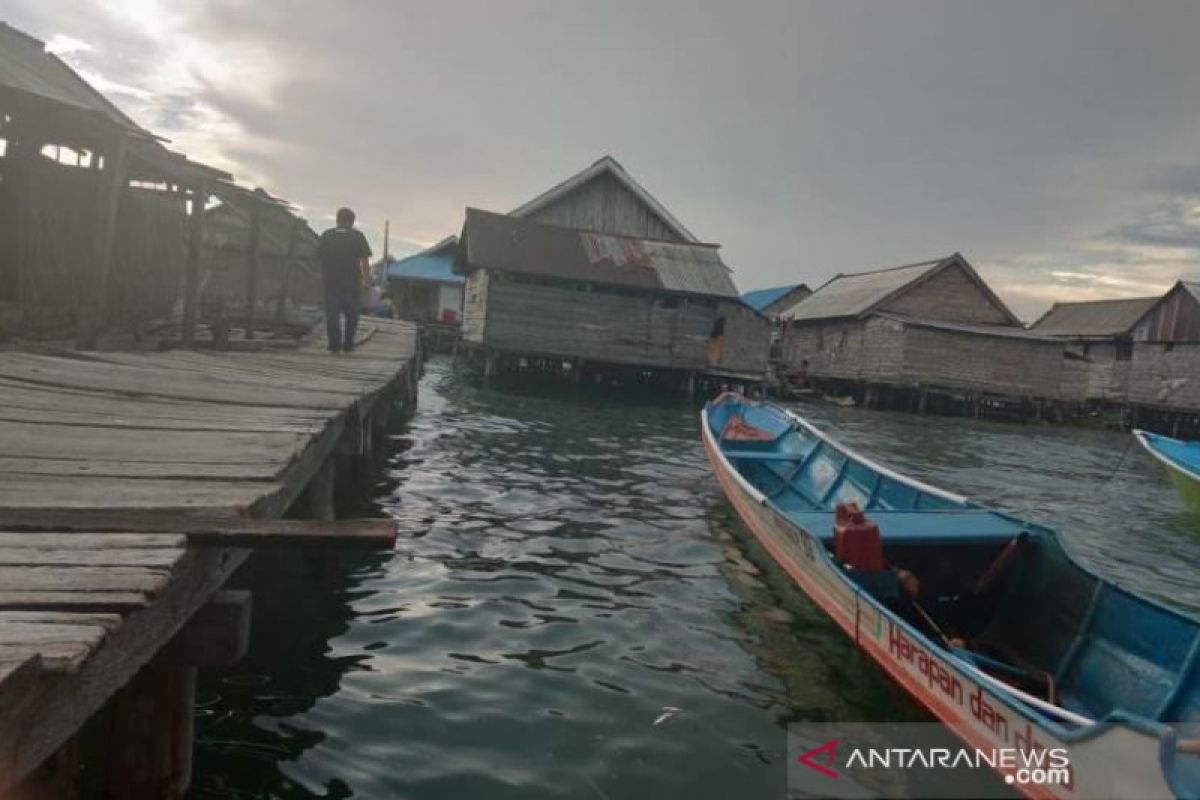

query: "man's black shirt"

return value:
[317, 226, 372, 295]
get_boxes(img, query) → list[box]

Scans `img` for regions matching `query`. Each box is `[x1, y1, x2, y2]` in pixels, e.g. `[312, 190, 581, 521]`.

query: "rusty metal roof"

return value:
[1029, 296, 1158, 338]
[455, 208, 738, 298]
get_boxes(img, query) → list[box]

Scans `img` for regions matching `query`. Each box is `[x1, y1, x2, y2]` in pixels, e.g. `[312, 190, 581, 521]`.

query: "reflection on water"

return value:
[190, 359, 1200, 799]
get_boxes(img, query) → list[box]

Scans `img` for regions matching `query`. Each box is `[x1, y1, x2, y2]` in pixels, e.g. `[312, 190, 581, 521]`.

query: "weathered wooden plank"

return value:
[0, 475, 280, 516]
[0, 567, 169, 595]
[0, 354, 347, 409]
[0, 533, 185, 549]
[0, 512, 397, 546]
[0, 547, 183, 568]
[0, 546, 249, 789]
[0, 457, 285, 482]
[0, 420, 305, 466]
[85, 351, 370, 397]
[0, 622, 109, 646]
[0, 592, 149, 612]
[0, 641, 99, 672]
[0, 612, 123, 630]
[0, 380, 330, 433]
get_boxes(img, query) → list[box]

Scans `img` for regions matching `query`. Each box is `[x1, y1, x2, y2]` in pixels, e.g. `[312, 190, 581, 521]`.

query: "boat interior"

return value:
[706, 395, 1200, 744]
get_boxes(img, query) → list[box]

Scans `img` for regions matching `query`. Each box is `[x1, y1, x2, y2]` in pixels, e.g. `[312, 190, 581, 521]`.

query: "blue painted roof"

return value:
[385, 246, 463, 285]
[742, 284, 800, 311]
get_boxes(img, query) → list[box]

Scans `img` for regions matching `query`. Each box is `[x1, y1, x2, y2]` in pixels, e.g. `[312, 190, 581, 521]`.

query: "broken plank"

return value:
[0, 641, 99, 672]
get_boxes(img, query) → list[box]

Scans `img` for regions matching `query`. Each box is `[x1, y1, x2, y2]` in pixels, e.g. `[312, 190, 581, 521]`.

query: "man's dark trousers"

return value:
[325, 287, 360, 352]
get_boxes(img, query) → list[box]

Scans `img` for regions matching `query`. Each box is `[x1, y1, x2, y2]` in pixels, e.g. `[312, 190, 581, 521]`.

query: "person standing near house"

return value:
[316, 207, 372, 353]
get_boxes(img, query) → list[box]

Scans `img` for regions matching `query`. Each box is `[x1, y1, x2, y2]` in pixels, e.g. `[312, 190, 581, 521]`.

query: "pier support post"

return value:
[103, 664, 196, 799]
[290, 458, 336, 520]
[917, 389, 928, 414]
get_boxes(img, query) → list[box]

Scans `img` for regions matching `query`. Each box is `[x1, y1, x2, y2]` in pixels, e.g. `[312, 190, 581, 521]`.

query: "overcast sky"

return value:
[7, 0, 1200, 319]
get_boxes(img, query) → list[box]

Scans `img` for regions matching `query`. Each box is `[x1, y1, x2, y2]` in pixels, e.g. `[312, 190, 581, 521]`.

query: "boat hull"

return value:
[1134, 430, 1200, 514]
[703, 406, 1179, 799]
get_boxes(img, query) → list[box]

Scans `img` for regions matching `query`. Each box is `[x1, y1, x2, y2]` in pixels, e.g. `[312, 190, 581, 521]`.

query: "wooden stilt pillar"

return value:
[103, 664, 196, 799]
[181, 183, 207, 348]
[274, 217, 303, 322]
[8, 737, 80, 800]
[917, 389, 928, 414]
[243, 201, 263, 340]
[77, 132, 130, 349]
[290, 458, 336, 520]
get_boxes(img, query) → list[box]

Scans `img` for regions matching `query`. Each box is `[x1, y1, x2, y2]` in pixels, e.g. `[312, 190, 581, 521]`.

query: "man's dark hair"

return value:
[336, 207, 356, 227]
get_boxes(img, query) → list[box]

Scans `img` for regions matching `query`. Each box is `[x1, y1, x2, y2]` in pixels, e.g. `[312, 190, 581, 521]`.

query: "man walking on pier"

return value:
[317, 207, 372, 353]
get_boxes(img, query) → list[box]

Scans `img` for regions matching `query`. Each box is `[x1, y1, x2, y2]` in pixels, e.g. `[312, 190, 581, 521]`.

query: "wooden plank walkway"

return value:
[0, 318, 419, 791]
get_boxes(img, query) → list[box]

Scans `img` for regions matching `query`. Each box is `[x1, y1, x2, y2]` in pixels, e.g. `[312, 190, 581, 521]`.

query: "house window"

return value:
[710, 316, 726, 338]
[1116, 341, 1133, 361]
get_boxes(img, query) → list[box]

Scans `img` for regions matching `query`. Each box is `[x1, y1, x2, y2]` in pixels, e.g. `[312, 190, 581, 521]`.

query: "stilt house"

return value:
[778, 254, 1076, 406]
[454, 157, 770, 383]
[1029, 296, 1158, 402]
[385, 236, 464, 325]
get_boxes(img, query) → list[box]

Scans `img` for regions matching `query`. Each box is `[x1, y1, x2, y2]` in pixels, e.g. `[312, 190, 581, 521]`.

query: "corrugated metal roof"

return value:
[742, 284, 800, 311]
[0, 23, 143, 131]
[1029, 296, 1158, 338]
[508, 156, 699, 243]
[456, 208, 738, 298]
[782, 258, 947, 321]
[386, 238, 463, 285]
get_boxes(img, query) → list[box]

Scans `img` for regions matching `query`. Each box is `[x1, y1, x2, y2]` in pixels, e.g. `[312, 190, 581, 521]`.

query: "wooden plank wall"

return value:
[523, 172, 682, 242]
[462, 269, 489, 343]
[781, 317, 1069, 398]
[480, 275, 712, 368]
[1125, 343, 1200, 410]
[880, 263, 1013, 326]
[780, 317, 905, 383]
[898, 325, 1067, 398]
[712, 300, 771, 376]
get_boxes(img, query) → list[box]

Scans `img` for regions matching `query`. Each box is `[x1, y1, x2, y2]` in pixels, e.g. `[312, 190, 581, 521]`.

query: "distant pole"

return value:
[383, 219, 390, 265]
[243, 201, 263, 340]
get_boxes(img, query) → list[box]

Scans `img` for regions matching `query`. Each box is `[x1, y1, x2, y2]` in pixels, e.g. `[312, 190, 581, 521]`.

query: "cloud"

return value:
[6, 0, 1200, 318]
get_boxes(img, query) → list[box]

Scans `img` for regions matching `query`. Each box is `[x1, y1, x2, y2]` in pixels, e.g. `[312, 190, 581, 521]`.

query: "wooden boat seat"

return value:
[783, 509, 1025, 547]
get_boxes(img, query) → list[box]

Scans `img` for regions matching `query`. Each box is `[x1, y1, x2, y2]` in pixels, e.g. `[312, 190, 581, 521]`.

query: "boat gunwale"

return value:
[701, 397, 1197, 754]
[1134, 429, 1200, 485]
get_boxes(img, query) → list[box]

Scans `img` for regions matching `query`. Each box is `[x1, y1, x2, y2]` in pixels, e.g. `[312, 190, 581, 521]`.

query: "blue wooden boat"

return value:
[1135, 430, 1200, 514]
[703, 393, 1200, 798]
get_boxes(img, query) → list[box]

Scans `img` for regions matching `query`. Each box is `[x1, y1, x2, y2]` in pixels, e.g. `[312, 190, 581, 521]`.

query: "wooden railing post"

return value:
[274, 217, 303, 323]
[181, 183, 207, 347]
[77, 132, 130, 349]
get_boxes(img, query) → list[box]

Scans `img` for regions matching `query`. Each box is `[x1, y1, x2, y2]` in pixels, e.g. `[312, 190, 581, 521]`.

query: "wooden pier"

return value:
[0, 318, 419, 797]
